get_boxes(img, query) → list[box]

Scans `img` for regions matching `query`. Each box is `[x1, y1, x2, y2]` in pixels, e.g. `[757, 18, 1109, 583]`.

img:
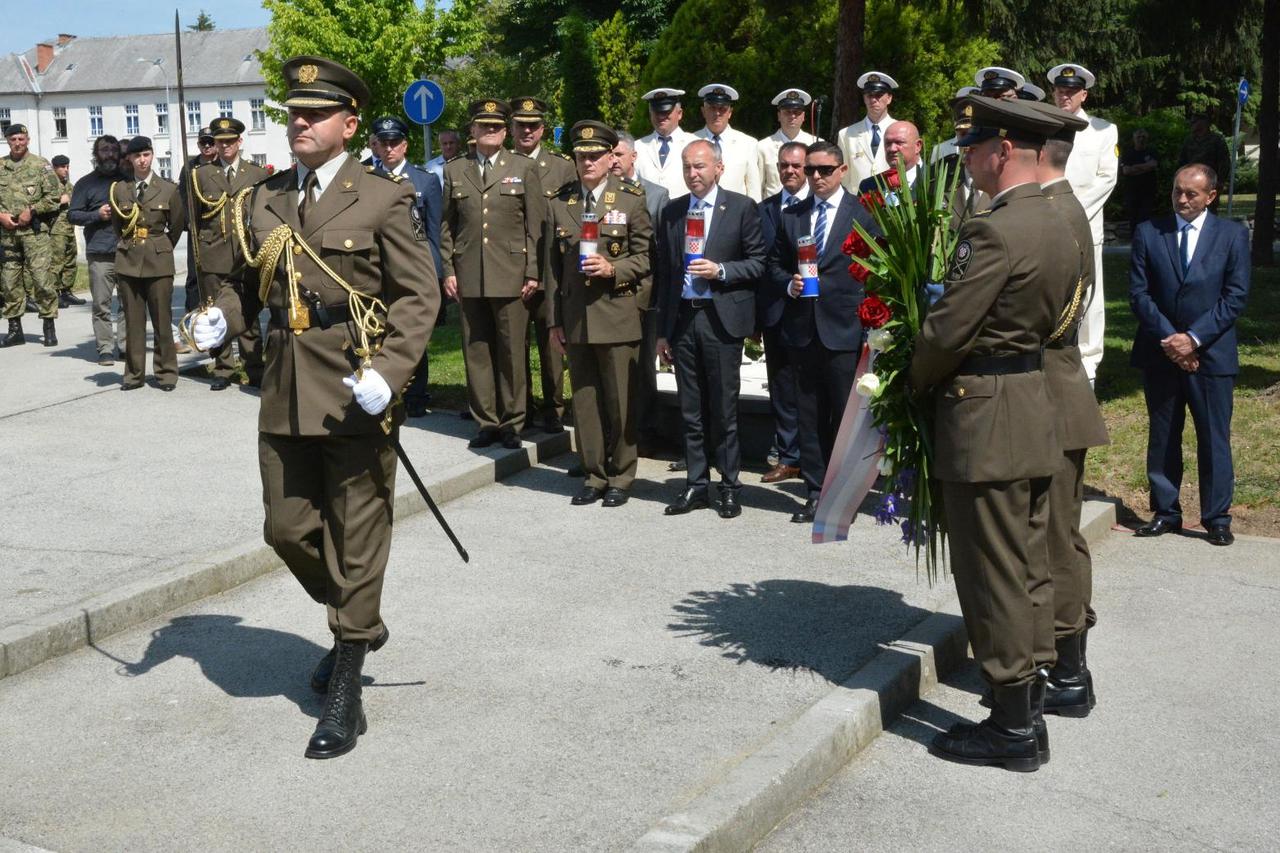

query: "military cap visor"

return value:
[570, 120, 618, 153]
[4, 124, 29, 137]
[857, 71, 899, 93]
[125, 136, 154, 155]
[510, 97, 548, 120]
[698, 83, 740, 104]
[210, 117, 245, 139]
[953, 96, 1062, 147]
[643, 87, 685, 112]
[1018, 82, 1047, 102]
[772, 89, 813, 109]
[1047, 63, 1096, 90]
[197, 127, 216, 143]
[976, 66, 1026, 93]
[468, 98, 511, 125]
[1024, 100, 1088, 142]
[282, 55, 370, 111]
[371, 116, 410, 139]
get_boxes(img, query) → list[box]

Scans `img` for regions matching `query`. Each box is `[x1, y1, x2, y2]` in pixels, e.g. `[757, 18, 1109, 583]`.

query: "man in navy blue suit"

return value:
[1129, 163, 1250, 546]
[768, 140, 878, 522]
[366, 116, 444, 418]
[756, 140, 809, 485]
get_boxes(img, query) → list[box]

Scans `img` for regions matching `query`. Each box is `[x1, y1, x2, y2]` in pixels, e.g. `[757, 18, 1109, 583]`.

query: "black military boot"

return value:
[305, 640, 368, 759]
[1081, 627, 1097, 706]
[1045, 632, 1093, 717]
[0, 318, 24, 348]
[1031, 670, 1050, 764]
[930, 682, 1041, 772]
[42, 319, 57, 347]
[311, 626, 389, 693]
[60, 289, 86, 306]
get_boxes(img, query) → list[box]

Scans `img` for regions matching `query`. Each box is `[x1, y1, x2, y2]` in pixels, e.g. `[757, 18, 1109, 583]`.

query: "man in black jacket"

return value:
[67, 135, 126, 365]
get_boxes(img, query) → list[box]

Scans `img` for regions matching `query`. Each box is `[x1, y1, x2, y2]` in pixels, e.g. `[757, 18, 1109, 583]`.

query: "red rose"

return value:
[858, 190, 885, 212]
[858, 293, 891, 328]
[848, 260, 872, 284]
[884, 169, 902, 190]
[842, 229, 873, 259]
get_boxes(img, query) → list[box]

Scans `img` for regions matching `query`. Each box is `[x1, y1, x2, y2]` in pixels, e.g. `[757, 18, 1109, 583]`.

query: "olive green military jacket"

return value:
[910, 182, 1078, 483]
[213, 154, 440, 437]
[1042, 177, 1109, 452]
[183, 158, 270, 275]
[49, 176, 75, 236]
[440, 151, 545, 298]
[544, 175, 652, 345]
[523, 146, 577, 198]
[110, 175, 186, 279]
[0, 152, 61, 228]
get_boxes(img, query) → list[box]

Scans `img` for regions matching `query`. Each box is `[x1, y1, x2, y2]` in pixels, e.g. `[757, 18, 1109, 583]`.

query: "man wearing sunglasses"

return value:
[179, 129, 220, 318]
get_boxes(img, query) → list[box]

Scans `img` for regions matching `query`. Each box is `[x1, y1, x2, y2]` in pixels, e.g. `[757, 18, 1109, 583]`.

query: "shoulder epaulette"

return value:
[366, 165, 405, 183]
[555, 181, 579, 200]
[619, 181, 644, 196]
[550, 150, 573, 162]
[511, 150, 534, 160]
[445, 153, 467, 163]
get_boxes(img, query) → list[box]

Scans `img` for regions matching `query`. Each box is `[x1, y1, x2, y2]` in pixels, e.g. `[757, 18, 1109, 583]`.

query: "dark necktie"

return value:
[814, 200, 829, 259]
[136, 180, 146, 198]
[225, 164, 234, 181]
[584, 188, 594, 215]
[871, 123, 881, 157]
[1180, 222, 1191, 274]
[480, 156, 490, 181]
[658, 136, 671, 167]
[299, 171, 318, 226]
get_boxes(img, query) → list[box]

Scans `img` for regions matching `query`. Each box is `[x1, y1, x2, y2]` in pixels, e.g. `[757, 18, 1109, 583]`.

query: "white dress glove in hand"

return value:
[192, 306, 227, 351]
[342, 369, 392, 416]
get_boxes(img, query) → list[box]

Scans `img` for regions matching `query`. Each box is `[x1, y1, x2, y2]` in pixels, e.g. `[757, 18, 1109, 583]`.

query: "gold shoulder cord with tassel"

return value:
[107, 182, 141, 241]
[190, 166, 231, 241]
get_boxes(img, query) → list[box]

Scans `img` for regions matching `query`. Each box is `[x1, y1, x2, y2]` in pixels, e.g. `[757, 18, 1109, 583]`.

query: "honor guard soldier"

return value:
[49, 155, 85, 308]
[975, 66, 1025, 100]
[184, 116, 269, 389]
[109, 136, 186, 389]
[1, 123, 63, 347]
[836, 71, 898, 191]
[694, 84, 761, 201]
[1047, 63, 1117, 383]
[545, 121, 652, 506]
[190, 56, 440, 759]
[756, 89, 817, 199]
[440, 98, 546, 448]
[910, 96, 1077, 773]
[634, 88, 696, 199]
[511, 95, 576, 433]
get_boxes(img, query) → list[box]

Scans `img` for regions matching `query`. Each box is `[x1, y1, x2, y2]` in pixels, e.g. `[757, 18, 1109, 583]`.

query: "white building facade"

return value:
[1, 28, 291, 181]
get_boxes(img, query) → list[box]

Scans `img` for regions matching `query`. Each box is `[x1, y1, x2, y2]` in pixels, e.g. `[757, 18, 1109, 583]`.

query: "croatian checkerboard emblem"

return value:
[949, 240, 973, 279]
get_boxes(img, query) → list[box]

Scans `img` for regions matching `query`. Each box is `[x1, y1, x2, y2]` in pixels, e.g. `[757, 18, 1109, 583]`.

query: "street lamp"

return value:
[137, 57, 180, 178]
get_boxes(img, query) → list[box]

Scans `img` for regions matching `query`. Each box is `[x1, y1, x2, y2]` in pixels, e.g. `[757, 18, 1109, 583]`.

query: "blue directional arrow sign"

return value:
[403, 79, 446, 126]
[1239, 78, 1250, 106]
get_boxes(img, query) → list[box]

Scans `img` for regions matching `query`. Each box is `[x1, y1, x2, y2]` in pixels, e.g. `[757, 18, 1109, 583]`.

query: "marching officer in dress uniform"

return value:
[545, 121, 652, 507]
[634, 88, 695, 199]
[440, 98, 546, 448]
[190, 56, 440, 759]
[49, 155, 85, 309]
[510, 95, 577, 433]
[109, 136, 186, 390]
[694, 84, 761, 201]
[911, 96, 1077, 773]
[183, 116, 269, 389]
[756, 89, 818, 199]
[0, 123, 63, 347]
[836, 71, 898, 191]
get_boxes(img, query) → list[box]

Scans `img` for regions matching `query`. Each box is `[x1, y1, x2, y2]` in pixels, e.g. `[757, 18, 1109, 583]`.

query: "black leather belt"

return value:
[957, 351, 1043, 375]
[682, 298, 713, 310]
[267, 302, 352, 330]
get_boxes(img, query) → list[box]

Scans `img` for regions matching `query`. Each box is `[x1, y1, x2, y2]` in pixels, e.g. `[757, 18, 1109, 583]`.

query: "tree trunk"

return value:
[1253, 0, 1278, 265]
[831, 0, 866, 137]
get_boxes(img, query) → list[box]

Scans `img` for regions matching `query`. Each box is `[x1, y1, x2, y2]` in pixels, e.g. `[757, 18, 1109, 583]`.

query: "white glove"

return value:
[343, 368, 392, 416]
[192, 306, 227, 350]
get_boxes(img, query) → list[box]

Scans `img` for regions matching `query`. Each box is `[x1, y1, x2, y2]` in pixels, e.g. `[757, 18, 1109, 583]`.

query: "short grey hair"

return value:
[683, 138, 722, 163]
[614, 130, 636, 151]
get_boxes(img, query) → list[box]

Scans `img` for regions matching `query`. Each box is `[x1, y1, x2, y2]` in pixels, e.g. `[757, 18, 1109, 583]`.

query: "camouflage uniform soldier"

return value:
[1, 124, 63, 347]
[49, 155, 84, 307]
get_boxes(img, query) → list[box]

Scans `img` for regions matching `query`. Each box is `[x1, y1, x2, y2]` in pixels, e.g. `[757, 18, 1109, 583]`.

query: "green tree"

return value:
[557, 11, 600, 130]
[591, 11, 645, 128]
[260, 0, 441, 161]
[188, 10, 216, 31]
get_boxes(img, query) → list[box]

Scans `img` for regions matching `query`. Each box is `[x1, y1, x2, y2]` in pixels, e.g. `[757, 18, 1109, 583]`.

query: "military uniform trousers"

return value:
[460, 295, 529, 433]
[1, 229, 57, 319]
[50, 231, 78, 293]
[259, 429, 396, 643]
[525, 290, 566, 422]
[1046, 448, 1093, 641]
[198, 270, 264, 380]
[118, 274, 177, 386]
[944, 475, 1054, 687]
[567, 340, 640, 490]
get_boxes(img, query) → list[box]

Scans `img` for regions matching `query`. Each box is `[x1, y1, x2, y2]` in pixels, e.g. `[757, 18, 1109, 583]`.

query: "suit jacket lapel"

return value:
[265, 168, 301, 234]
[703, 192, 730, 256]
[823, 195, 856, 264]
[1184, 214, 1217, 282]
[303, 156, 360, 241]
[484, 154, 508, 191]
[1163, 219, 1185, 283]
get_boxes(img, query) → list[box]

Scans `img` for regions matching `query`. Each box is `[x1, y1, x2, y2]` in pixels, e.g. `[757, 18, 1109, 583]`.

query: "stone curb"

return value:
[0, 428, 571, 684]
[630, 498, 1118, 853]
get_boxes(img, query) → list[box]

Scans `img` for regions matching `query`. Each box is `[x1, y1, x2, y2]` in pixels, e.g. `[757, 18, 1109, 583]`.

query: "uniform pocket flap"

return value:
[321, 230, 375, 252]
[510, 239, 527, 253]
[499, 184, 526, 196]
[943, 374, 996, 400]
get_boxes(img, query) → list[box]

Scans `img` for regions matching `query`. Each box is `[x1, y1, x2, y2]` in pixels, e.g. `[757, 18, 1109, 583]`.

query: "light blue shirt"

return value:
[681, 185, 720, 299]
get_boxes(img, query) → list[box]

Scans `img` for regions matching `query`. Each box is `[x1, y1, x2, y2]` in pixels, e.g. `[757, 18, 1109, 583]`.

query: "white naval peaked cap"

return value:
[642, 87, 686, 100]
[857, 71, 899, 91]
[771, 89, 813, 107]
[975, 66, 1026, 90]
[1047, 63, 1097, 89]
[955, 85, 979, 98]
[698, 83, 740, 102]
[1019, 82, 1047, 101]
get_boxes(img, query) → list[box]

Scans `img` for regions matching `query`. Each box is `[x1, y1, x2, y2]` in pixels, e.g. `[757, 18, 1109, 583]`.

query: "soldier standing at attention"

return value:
[109, 137, 185, 390]
[191, 57, 439, 759]
[545, 121, 652, 507]
[911, 97, 1076, 773]
[756, 89, 817, 199]
[694, 84, 761, 201]
[1, 124, 63, 347]
[440, 99, 546, 449]
[836, 72, 898, 192]
[634, 88, 695, 199]
[184, 116, 269, 390]
[510, 96, 576, 433]
[49, 155, 84, 309]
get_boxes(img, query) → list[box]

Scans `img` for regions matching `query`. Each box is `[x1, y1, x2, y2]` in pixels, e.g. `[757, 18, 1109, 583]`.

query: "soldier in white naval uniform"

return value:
[756, 88, 818, 199]
[1049, 63, 1118, 383]
[634, 88, 696, 200]
[975, 66, 1025, 100]
[836, 71, 897, 192]
[694, 83, 761, 201]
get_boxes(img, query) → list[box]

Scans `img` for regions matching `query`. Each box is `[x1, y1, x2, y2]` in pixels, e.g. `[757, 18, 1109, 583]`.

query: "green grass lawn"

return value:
[1090, 252, 1280, 534]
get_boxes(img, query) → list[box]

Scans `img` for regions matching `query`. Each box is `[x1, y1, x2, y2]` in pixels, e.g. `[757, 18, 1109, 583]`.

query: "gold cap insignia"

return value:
[787, 90, 799, 99]
[485, 101, 498, 113]
[581, 126, 595, 139]
[984, 70, 997, 80]
[963, 104, 973, 117]
[1063, 67, 1076, 77]
[714, 87, 725, 95]
[298, 64, 319, 84]
[869, 75, 880, 83]
[522, 99, 535, 111]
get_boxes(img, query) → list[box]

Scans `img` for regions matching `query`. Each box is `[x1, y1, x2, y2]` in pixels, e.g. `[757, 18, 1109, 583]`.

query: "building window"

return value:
[125, 104, 140, 136]
[251, 153, 267, 167]
[218, 99, 233, 118]
[157, 156, 171, 180]
[89, 106, 104, 137]
[0, 108, 10, 136]
[187, 101, 201, 132]
[250, 98, 265, 132]
[156, 103, 168, 135]
[53, 107, 68, 139]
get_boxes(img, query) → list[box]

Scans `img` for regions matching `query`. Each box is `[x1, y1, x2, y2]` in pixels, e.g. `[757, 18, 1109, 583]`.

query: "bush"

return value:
[1095, 106, 1188, 220]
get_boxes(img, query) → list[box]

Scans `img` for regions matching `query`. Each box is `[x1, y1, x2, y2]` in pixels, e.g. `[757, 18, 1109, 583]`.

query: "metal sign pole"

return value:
[1228, 78, 1248, 218]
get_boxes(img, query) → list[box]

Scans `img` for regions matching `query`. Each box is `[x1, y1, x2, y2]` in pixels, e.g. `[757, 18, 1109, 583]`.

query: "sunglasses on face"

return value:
[804, 164, 838, 177]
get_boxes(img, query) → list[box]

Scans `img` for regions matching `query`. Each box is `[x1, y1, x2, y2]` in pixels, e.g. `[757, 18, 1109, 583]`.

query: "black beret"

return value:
[4, 124, 28, 138]
[125, 136, 154, 155]
[51, 155, 70, 167]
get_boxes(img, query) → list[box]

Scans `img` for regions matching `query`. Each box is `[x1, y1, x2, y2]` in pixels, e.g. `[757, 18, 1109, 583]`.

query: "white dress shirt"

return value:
[635, 126, 696, 199]
[681, 185, 720, 299]
[808, 187, 845, 252]
[837, 113, 895, 191]
[1178, 207, 1208, 267]
[296, 152, 349, 206]
[779, 185, 809, 208]
[695, 125, 761, 200]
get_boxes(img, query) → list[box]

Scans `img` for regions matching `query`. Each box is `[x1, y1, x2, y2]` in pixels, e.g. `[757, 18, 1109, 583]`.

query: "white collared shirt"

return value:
[1178, 207, 1208, 266]
[580, 180, 606, 211]
[809, 187, 845, 250]
[296, 152, 348, 206]
[780, 185, 809, 208]
[682, 184, 720, 299]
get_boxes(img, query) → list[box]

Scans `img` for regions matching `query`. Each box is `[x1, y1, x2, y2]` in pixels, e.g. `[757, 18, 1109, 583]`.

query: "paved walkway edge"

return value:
[0, 429, 571, 683]
[630, 498, 1118, 853]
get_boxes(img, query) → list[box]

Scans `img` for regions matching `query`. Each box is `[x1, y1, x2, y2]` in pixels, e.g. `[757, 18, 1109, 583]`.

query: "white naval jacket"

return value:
[695, 125, 762, 201]
[837, 113, 895, 191]
[756, 128, 818, 198]
[634, 127, 696, 200]
[1064, 110, 1119, 245]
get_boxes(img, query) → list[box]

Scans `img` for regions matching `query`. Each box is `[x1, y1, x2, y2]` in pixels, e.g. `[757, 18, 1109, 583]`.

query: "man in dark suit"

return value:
[769, 140, 877, 522]
[366, 116, 444, 418]
[857, 120, 923, 195]
[756, 140, 809, 484]
[1129, 163, 1250, 546]
[655, 139, 765, 518]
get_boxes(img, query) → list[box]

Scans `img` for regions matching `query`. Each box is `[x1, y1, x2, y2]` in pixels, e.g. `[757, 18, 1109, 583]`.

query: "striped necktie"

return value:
[814, 200, 828, 259]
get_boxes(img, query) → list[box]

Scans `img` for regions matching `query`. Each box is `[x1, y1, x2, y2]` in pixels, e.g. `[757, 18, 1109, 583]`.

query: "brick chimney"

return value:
[36, 42, 54, 74]
[57, 34, 76, 46]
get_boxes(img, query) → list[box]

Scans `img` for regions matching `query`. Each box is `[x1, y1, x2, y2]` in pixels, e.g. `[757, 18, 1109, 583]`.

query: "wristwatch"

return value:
[716, 263, 726, 281]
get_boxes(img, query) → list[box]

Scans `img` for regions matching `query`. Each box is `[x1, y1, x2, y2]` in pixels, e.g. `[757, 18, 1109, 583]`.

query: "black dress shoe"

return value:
[500, 430, 522, 449]
[601, 487, 629, 507]
[571, 485, 606, 506]
[664, 487, 709, 515]
[1207, 523, 1234, 546]
[791, 498, 817, 524]
[668, 459, 687, 472]
[209, 377, 232, 391]
[930, 683, 1040, 772]
[542, 414, 565, 434]
[159, 382, 176, 391]
[405, 400, 430, 418]
[60, 290, 86, 306]
[1134, 517, 1182, 537]
[717, 489, 742, 519]
[121, 382, 143, 391]
[312, 627, 389, 693]
[306, 640, 368, 759]
[468, 428, 500, 448]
